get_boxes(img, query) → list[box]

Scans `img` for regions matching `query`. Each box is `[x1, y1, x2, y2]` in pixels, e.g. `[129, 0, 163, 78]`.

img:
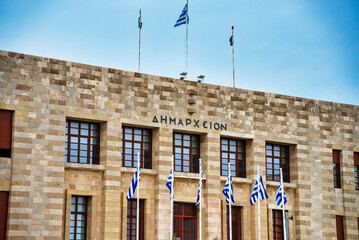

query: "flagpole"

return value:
[257, 165, 261, 240]
[199, 158, 202, 240]
[281, 168, 287, 240]
[170, 155, 174, 240]
[138, 9, 141, 72]
[185, 0, 189, 73]
[136, 152, 140, 240]
[228, 160, 232, 240]
[232, 26, 235, 88]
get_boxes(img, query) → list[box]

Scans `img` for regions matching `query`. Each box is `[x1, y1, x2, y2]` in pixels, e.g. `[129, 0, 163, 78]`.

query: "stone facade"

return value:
[0, 50, 358, 239]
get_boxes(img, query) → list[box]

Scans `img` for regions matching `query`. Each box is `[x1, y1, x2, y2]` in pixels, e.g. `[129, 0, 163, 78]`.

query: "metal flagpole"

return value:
[281, 168, 287, 240]
[185, 0, 189, 73]
[136, 152, 140, 240]
[258, 165, 261, 240]
[228, 160, 232, 240]
[138, 9, 142, 72]
[199, 158, 202, 240]
[170, 155, 174, 240]
[232, 26, 235, 88]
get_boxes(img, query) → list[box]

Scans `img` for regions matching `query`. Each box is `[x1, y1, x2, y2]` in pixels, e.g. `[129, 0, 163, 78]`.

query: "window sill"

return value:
[220, 176, 252, 184]
[65, 162, 105, 172]
[266, 180, 297, 189]
[174, 171, 206, 180]
[121, 167, 158, 176]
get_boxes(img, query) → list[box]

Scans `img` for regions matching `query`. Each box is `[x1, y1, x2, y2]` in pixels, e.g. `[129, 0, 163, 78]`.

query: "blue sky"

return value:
[1, 0, 358, 105]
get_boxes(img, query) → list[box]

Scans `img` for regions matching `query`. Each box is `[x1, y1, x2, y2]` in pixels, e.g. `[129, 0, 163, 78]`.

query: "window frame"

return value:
[272, 209, 285, 240]
[266, 143, 290, 182]
[333, 150, 341, 189]
[65, 120, 100, 164]
[173, 202, 197, 240]
[126, 199, 145, 240]
[70, 196, 88, 240]
[226, 205, 242, 240]
[121, 126, 152, 169]
[354, 152, 359, 190]
[336, 215, 345, 240]
[0, 110, 13, 158]
[173, 132, 200, 173]
[220, 138, 246, 178]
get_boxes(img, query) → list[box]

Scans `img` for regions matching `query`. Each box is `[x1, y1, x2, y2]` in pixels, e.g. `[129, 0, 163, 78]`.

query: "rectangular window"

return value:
[173, 203, 197, 240]
[70, 196, 88, 240]
[221, 138, 246, 177]
[266, 144, 290, 182]
[121, 127, 152, 169]
[0, 192, 9, 240]
[0, 110, 13, 158]
[65, 120, 100, 164]
[173, 132, 200, 173]
[227, 206, 242, 240]
[273, 210, 284, 240]
[336, 215, 344, 240]
[127, 199, 145, 240]
[354, 152, 359, 190]
[333, 150, 341, 188]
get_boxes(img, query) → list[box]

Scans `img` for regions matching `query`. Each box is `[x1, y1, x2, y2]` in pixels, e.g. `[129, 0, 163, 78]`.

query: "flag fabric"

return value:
[166, 169, 174, 199]
[229, 35, 234, 46]
[276, 180, 287, 207]
[174, 4, 189, 27]
[250, 174, 268, 205]
[223, 174, 235, 204]
[138, 9, 142, 29]
[126, 162, 141, 199]
[196, 163, 203, 207]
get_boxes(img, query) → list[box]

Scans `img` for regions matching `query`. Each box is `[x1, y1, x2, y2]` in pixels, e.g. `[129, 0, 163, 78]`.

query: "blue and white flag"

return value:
[196, 163, 203, 207]
[276, 180, 287, 207]
[138, 9, 143, 29]
[166, 169, 174, 199]
[229, 35, 234, 46]
[223, 174, 235, 204]
[126, 162, 141, 199]
[174, 4, 189, 27]
[250, 174, 268, 205]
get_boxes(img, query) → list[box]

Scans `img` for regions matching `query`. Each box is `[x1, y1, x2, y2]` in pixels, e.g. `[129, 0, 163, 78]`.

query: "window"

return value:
[354, 152, 359, 190]
[266, 144, 290, 182]
[221, 138, 246, 177]
[0, 192, 9, 240]
[121, 127, 152, 169]
[127, 199, 145, 240]
[227, 206, 242, 240]
[273, 210, 284, 240]
[0, 110, 13, 158]
[333, 150, 341, 188]
[173, 203, 197, 240]
[70, 196, 88, 240]
[336, 215, 344, 240]
[173, 133, 200, 173]
[65, 120, 100, 164]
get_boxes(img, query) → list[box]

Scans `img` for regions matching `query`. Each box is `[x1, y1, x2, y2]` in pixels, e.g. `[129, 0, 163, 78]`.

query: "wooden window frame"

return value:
[173, 132, 200, 173]
[65, 120, 100, 164]
[266, 143, 290, 182]
[226, 206, 242, 240]
[0, 192, 9, 240]
[333, 150, 341, 189]
[173, 203, 197, 240]
[273, 209, 285, 240]
[336, 215, 344, 240]
[354, 152, 359, 190]
[126, 199, 145, 240]
[121, 126, 152, 169]
[221, 138, 246, 178]
[70, 196, 88, 240]
[0, 110, 13, 158]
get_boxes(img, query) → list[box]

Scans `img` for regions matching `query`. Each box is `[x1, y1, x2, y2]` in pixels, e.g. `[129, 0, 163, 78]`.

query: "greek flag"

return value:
[138, 9, 142, 29]
[229, 36, 234, 46]
[250, 174, 268, 205]
[276, 180, 287, 207]
[174, 4, 189, 27]
[223, 174, 235, 204]
[196, 163, 203, 207]
[166, 169, 174, 199]
[126, 162, 141, 199]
